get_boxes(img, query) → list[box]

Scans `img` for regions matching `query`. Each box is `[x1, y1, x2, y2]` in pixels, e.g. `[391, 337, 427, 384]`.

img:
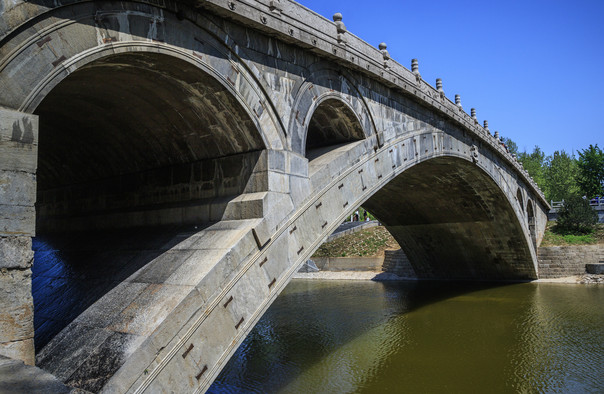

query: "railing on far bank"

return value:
[550, 197, 604, 210]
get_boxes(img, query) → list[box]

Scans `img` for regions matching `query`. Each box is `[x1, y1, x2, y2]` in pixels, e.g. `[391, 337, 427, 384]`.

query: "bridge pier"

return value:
[0, 107, 38, 365]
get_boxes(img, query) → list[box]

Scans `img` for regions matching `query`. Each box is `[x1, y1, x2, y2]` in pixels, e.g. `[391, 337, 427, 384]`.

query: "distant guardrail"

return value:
[549, 197, 604, 224]
[550, 197, 604, 210]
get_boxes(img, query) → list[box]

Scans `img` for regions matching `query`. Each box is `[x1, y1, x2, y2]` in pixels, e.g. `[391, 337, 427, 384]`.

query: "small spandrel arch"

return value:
[305, 98, 365, 161]
[527, 199, 537, 247]
[517, 188, 525, 211]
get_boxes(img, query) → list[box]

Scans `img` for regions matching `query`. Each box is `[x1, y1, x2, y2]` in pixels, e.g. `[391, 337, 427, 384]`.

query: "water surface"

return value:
[210, 280, 604, 393]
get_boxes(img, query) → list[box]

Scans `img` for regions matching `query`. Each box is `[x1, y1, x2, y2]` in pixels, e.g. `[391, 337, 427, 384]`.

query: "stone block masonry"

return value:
[0, 107, 38, 365]
[537, 245, 604, 278]
[383, 246, 604, 280]
[312, 256, 383, 271]
[382, 249, 417, 279]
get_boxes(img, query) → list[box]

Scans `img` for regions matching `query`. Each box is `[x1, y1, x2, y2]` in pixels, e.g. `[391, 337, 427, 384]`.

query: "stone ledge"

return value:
[0, 354, 86, 393]
[0, 236, 33, 269]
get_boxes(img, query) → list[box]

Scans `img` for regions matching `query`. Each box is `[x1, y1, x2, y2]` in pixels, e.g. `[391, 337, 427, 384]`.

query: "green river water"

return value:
[209, 280, 604, 393]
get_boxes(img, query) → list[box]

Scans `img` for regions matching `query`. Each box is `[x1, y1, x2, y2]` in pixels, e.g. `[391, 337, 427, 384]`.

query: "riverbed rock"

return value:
[578, 274, 604, 284]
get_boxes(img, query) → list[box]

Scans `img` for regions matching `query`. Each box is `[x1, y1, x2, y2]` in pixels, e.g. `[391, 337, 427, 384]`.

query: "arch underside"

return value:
[31, 51, 267, 354]
[363, 156, 536, 280]
[305, 98, 365, 160]
[35, 51, 265, 232]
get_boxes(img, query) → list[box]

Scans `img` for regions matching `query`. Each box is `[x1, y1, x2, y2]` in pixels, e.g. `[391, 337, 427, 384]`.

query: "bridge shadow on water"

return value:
[209, 278, 522, 393]
[31, 225, 205, 352]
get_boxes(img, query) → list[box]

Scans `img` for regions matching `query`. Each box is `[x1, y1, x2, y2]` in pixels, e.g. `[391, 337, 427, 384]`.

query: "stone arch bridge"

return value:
[0, 0, 548, 391]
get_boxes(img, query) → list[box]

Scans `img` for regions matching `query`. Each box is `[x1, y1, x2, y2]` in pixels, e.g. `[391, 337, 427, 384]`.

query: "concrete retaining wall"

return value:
[311, 249, 417, 278]
[312, 256, 383, 272]
[537, 244, 604, 279]
[322, 245, 604, 280]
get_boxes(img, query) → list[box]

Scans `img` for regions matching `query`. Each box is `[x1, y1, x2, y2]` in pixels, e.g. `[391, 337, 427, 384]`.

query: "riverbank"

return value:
[312, 223, 604, 282]
[293, 270, 604, 284]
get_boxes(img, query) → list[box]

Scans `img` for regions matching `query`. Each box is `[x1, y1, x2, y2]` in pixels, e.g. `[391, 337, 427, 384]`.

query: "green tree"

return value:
[501, 137, 518, 156]
[556, 195, 598, 233]
[518, 146, 546, 190]
[543, 150, 579, 201]
[577, 144, 604, 198]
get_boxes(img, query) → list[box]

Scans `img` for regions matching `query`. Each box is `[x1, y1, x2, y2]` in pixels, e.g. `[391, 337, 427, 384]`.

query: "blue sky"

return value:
[297, 0, 604, 156]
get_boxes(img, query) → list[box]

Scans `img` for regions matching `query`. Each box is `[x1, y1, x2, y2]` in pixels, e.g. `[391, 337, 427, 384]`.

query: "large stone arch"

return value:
[0, 0, 297, 367]
[363, 155, 537, 280]
[31, 47, 271, 232]
[27, 44, 275, 357]
[0, 1, 285, 151]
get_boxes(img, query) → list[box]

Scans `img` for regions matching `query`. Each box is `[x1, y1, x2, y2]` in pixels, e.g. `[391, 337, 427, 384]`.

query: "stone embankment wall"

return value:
[537, 245, 604, 279]
[351, 245, 604, 280]
[382, 249, 416, 278]
[312, 256, 382, 272]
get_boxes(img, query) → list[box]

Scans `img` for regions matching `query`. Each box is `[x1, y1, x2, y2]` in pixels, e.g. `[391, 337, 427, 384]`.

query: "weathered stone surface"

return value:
[0, 269, 33, 339]
[0, 107, 38, 173]
[0, 171, 36, 207]
[382, 249, 417, 278]
[538, 245, 604, 278]
[0, 339, 34, 367]
[0, 354, 75, 393]
[0, 204, 35, 235]
[0, 236, 33, 269]
[0, 268, 33, 363]
[65, 332, 142, 393]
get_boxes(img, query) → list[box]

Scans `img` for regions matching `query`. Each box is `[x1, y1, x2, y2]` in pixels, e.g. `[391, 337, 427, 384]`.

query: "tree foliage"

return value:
[543, 150, 579, 201]
[488, 139, 602, 204]
[517, 146, 546, 189]
[556, 195, 598, 233]
[577, 144, 604, 198]
[501, 137, 518, 156]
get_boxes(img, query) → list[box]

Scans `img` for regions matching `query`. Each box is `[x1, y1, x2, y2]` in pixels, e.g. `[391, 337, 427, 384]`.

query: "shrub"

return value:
[556, 195, 598, 233]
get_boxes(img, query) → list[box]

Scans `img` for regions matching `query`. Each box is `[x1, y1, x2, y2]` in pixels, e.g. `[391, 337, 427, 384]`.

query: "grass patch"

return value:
[313, 225, 400, 258]
[314, 221, 603, 252]
[541, 222, 604, 246]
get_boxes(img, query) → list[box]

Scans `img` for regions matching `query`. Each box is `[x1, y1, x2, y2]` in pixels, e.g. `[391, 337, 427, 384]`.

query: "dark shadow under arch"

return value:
[517, 189, 525, 212]
[362, 156, 536, 280]
[34, 51, 265, 232]
[305, 98, 365, 161]
[527, 200, 537, 248]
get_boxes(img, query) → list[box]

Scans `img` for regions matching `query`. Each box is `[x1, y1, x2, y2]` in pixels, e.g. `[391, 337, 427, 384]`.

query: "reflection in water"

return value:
[210, 280, 604, 393]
